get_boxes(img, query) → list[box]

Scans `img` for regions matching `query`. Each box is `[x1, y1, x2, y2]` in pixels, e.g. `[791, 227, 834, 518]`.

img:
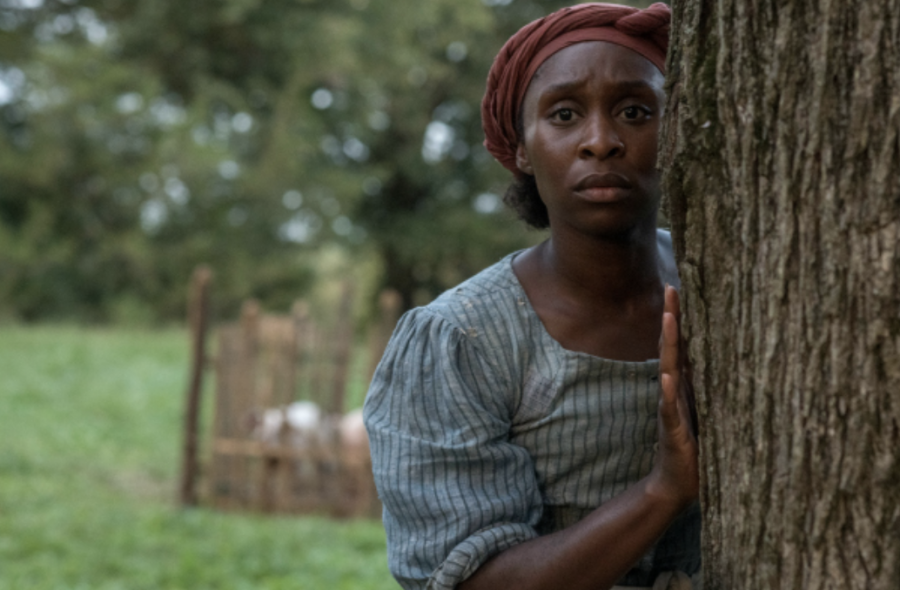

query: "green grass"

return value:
[0, 326, 395, 590]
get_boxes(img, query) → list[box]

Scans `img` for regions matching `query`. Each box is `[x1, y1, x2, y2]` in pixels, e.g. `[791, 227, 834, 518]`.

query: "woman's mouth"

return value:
[573, 173, 632, 202]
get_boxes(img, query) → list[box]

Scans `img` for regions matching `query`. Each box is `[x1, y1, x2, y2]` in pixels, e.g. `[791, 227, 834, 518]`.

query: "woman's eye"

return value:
[553, 108, 574, 122]
[622, 106, 649, 120]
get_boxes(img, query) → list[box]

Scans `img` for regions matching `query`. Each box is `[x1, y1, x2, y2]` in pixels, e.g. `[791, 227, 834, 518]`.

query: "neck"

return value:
[539, 221, 662, 305]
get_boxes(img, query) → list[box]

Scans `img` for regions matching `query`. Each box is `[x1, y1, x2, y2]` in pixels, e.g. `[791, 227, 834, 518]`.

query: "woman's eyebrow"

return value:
[540, 79, 588, 98]
[540, 78, 658, 99]
[610, 79, 659, 93]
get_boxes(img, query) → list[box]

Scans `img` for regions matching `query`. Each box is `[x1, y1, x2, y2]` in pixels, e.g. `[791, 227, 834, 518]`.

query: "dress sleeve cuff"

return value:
[426, 522, 538, 590]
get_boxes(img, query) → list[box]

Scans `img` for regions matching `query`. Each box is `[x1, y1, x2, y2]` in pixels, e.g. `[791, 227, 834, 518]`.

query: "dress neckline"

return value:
[503, 251, 660, 368]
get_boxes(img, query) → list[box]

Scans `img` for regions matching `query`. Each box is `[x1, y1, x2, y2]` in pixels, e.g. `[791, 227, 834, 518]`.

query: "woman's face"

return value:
[516, 41, 665, 239]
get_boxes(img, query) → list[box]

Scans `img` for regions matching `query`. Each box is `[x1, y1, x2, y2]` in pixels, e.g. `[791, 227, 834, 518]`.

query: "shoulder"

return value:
[366, 254, 535, 426]
[382, 252, 540, 389]
[656, 229, 680, 288]
[415, 252, 539, 353]
[425, 253, 523, 323]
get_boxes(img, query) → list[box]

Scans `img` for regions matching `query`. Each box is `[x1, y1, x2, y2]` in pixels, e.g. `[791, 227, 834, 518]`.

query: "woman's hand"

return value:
[458, 284, 702, 590]
[649, 285, 699, 511]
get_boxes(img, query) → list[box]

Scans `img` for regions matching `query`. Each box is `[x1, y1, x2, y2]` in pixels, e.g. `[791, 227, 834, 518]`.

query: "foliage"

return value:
[0, 324, 393, 589]
[0, 0, 654, 322]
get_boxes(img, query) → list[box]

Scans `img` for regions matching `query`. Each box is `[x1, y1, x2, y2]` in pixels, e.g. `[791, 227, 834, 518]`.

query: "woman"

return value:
[364, 4, 700, 589]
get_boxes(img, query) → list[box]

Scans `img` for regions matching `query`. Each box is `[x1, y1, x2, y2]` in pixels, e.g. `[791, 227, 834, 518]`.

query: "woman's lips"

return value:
[576, 186, 630, 201]
[573, 173, 632, 202]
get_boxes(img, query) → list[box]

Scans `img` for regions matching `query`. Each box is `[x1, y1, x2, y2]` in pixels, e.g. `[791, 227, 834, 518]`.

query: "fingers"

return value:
[664, 283, 680, 320]
[659, 285, 688, 435]
[659, 372, 680, 432]
[658, 308, 679, 381]
[659, 285, 680, 368]
[676, 386, 696, 439]
[665, 286, 699, 437]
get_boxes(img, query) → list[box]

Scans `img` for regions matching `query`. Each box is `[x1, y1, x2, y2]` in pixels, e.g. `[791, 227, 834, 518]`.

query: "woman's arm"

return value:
[365, 307, 546, 589]
[459, 286, 699, 590]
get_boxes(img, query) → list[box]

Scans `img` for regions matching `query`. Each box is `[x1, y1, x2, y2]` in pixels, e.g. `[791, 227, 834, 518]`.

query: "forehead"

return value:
[522, 41, 664, 107]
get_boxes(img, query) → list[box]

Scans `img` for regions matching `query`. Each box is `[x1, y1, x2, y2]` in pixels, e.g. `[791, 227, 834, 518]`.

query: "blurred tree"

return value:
[0, 0, 645, 321]
[0, 0, 323, 321]
[90, 0, 563, 310]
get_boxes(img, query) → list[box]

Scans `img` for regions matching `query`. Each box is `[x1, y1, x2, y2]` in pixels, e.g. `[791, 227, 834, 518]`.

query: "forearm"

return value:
[457, 472, 688, 590]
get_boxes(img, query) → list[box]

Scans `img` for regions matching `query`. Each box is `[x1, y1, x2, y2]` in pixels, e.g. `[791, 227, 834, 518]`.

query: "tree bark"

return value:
[662, 1, 900, 589]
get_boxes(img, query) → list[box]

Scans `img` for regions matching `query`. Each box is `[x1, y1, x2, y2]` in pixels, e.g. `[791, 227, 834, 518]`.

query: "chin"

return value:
[563, 209, 658, 241]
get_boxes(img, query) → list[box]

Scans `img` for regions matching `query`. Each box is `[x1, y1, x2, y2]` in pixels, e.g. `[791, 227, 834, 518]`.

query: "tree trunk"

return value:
[662, 1, 900, 589]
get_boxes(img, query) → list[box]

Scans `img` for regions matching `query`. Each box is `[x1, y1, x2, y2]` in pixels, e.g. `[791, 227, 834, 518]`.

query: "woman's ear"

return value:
[515, 143, 534, 176]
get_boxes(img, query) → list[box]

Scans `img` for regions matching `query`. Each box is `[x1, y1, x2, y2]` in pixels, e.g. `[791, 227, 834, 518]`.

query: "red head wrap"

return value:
[481, 2, 671, 175]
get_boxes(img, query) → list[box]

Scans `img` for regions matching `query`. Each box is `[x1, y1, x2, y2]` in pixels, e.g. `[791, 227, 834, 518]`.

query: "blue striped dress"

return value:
[364, 235, 701, 589]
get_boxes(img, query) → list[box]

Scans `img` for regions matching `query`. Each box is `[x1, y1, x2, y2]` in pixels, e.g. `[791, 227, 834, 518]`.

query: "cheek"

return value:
[528, 131, 572, 174]
[634, 131, 661, 172]
[531, 152, 569, 202]
[532, 170, 556, 206]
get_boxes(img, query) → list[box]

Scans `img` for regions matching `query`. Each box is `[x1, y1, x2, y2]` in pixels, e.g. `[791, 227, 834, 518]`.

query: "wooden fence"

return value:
[179, 268, 401, 517]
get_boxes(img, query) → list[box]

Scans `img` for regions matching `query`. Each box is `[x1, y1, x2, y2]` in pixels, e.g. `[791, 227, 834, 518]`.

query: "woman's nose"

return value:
[578, 115, 624, 159]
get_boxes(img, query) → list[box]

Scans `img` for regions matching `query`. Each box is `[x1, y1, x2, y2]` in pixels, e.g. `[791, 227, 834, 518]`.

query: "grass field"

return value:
[0, 325, 396, 590]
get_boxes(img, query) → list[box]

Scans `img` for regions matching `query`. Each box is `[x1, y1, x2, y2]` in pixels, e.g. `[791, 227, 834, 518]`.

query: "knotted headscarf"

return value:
[482, 2, 671, 175]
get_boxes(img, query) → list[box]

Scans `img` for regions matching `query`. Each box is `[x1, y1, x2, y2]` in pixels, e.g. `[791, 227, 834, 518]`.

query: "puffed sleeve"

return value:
[364, 308, 543, 590]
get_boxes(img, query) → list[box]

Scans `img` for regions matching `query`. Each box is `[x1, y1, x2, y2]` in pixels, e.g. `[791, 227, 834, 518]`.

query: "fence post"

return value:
[179, 265, 212, 507]
[329, 282, 356, 415]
